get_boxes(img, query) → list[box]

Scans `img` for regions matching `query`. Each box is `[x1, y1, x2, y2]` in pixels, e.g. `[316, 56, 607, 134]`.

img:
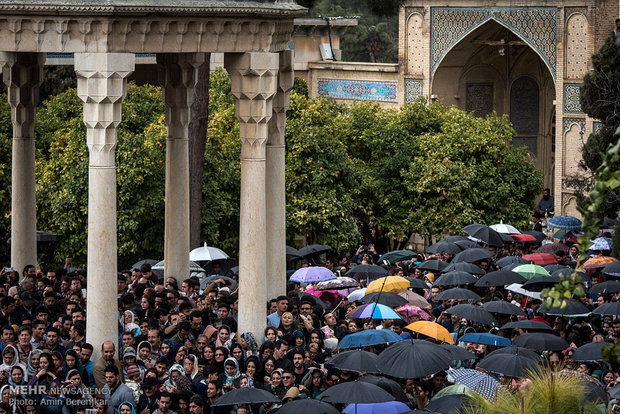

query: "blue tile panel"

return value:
[404, 79, 424, 103]
[430, 7, 557, 80]
[317, 78, 398, 102]
[563, 83, 583, 113]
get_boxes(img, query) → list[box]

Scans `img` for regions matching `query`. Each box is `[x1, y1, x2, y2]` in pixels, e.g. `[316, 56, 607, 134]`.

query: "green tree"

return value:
[35, 84, 166, 267]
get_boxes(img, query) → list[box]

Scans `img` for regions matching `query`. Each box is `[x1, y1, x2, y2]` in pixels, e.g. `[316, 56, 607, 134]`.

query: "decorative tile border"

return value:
[562, 117, 586, 135]
[564, 6, 588, 22]
[430, 7, 557, 80]
[563, 83, 583, 113]
[317, 78, 398, 102]
[404, 78, 424, 103]
[593, 121, 603, 134]
[405, 6, 426, 19]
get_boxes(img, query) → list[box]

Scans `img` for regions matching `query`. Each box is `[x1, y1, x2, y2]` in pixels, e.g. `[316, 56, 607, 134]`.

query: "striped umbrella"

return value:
[351, 303, 402, 320]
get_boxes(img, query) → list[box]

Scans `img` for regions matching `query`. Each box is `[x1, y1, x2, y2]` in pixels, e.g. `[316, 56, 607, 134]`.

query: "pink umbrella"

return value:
[305, 286, 345, 307]
[395, 305, 432, 323]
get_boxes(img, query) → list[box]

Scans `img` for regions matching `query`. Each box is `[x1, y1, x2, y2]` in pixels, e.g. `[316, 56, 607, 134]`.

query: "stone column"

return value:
[225, 52, 278, 343]
[158, 53, 206, 285]
[0, 53, 44, 277]
[266, 50, 293, 300]
[75, 53, 134, 360]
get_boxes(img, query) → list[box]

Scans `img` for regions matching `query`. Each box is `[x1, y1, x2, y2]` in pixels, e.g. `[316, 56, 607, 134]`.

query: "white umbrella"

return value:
[189, 243, 229, 262]
[506, 283, 541, 299]
[347, 288, 367, 302]
[490, 221, 520, 234]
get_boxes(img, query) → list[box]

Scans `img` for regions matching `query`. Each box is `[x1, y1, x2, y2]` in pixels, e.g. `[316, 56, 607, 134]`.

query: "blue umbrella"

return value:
[547, 216, 582, 231]
[343, 401, 410, 414]
[290, 267, 337, 283]
[459, 333, 511, 347]
[339, 330, 403, 349]
[351, 303, 402, 320]
[448, 368, 503, 401]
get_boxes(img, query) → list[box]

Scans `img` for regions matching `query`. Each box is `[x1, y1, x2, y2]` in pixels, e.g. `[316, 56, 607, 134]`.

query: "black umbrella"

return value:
[440, 343, 476, 361]
[478, 352, 539, 377]
[544, 299, 591, 317]
[603, 261, 620, 277]
[551, 268, 591, 283]
[544, 264, 569, 273]
[440, 235, 469, 243]
[426, 394, 472, 414]
[513, 333, 568, 351]
[608, 382, 620, 400]
[486, 346, 541, 361]
[426, 241, 461, 255]
[593, 302, 620, 316]
[132, 259, 159, 269]
[275, 399, 340, 414]
[443, 262, 485, 275]
[287, 246, 302, 260]
[326, 350, 379, 373]
[406, 277, 430, 289]
[435, 288, 481, 301]
[299, 244, 330, 258]
[357, 375, 410, 403]
[572, 341, 609, 362]
[201, 275, 238, 290]
[464, 224, 504, 247]
[500, 320, 553, 332]
[433, 271, 478, 286]
[298, 292, 329, 309]
[317, 381, 393, 403]
[211, 387, 281, 406]
[377, 339, 452, 379]
[475, 269, 525, 287]
[445, 304, 497, 326]
[452, 248, 494, 263]
[495, 256, 528, 268]
[416, 260, 449, 272]
[522, 230, 546, 242]
[481, 301, 526, 316]
[361, 292, 408, 308]
[589, 280, 620, 294]
[522, 275, 560, 292]
[346, 264, 388, 282]
[454, 239, 481, 250]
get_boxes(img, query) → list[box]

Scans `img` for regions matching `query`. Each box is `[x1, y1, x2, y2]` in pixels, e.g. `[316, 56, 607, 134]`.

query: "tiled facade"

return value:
[563, 83, 584, 113]
[404, 78, 424, 103]
[317, 78, 398, 102]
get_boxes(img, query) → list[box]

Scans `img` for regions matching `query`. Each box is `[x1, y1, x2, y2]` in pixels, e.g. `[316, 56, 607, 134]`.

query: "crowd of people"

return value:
[0, 220, 617, 414]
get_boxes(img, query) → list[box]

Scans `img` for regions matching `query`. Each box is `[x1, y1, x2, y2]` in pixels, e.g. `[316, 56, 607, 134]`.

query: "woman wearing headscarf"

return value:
[183, 354, 203, 390]
[26, 349, 43, 380]
[136, 341, 154, 369]
[300, 367, 329, 399]
[65, 368, 94, 413]
[219, 357, 241, 392]
[121, 311, 141, 337]
[239, 332, 258, 357]
[244, 356, 261, 389]
[163, 364, 193, 394]
[0, 345, 26, 383]
[160, 339, 181, 365]
[117, 401, 137, 414]
[63, 348, 89, 386]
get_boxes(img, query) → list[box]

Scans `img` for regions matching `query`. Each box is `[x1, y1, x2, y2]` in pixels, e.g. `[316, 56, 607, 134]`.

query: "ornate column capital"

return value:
[225, 52, 279, 159]
[75, 53, 135, 167]
[268, 50, 293, 147]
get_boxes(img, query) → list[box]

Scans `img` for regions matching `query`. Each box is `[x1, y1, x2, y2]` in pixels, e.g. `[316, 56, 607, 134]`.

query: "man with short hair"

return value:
[278, 368, 300, 399]
[273, 340, 293, 371]
[267, 295, 289, 328]
[153, 391, 176, 414]
[31, 320, 46, 348]
[45, 327, 66, 354]
[93, 341, 124, 389]
[0, 326, 15, 352]
[205, 380, 231, 414]
[292, 348, 308, 384]
[80, 343, 95, 386]
[189, 395, 205, 414]
[102, 365, 134, 413]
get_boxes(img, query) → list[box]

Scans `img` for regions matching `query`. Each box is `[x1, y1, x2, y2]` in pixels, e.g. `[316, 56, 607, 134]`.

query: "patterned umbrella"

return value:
[590, 237, 613, 251]
[512, 264, 550, 280]
[448, 368, 503, 401]
[351, 303, 402, 320]
[547, 216, 582, 231]
[536, 243, 569, 254]
[582, 255, 618, 269]
[522, 253, 557, 265]
[290, 267, 337, 283]
[314, 277, 360, 291]
[395, 305, 432, 322]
